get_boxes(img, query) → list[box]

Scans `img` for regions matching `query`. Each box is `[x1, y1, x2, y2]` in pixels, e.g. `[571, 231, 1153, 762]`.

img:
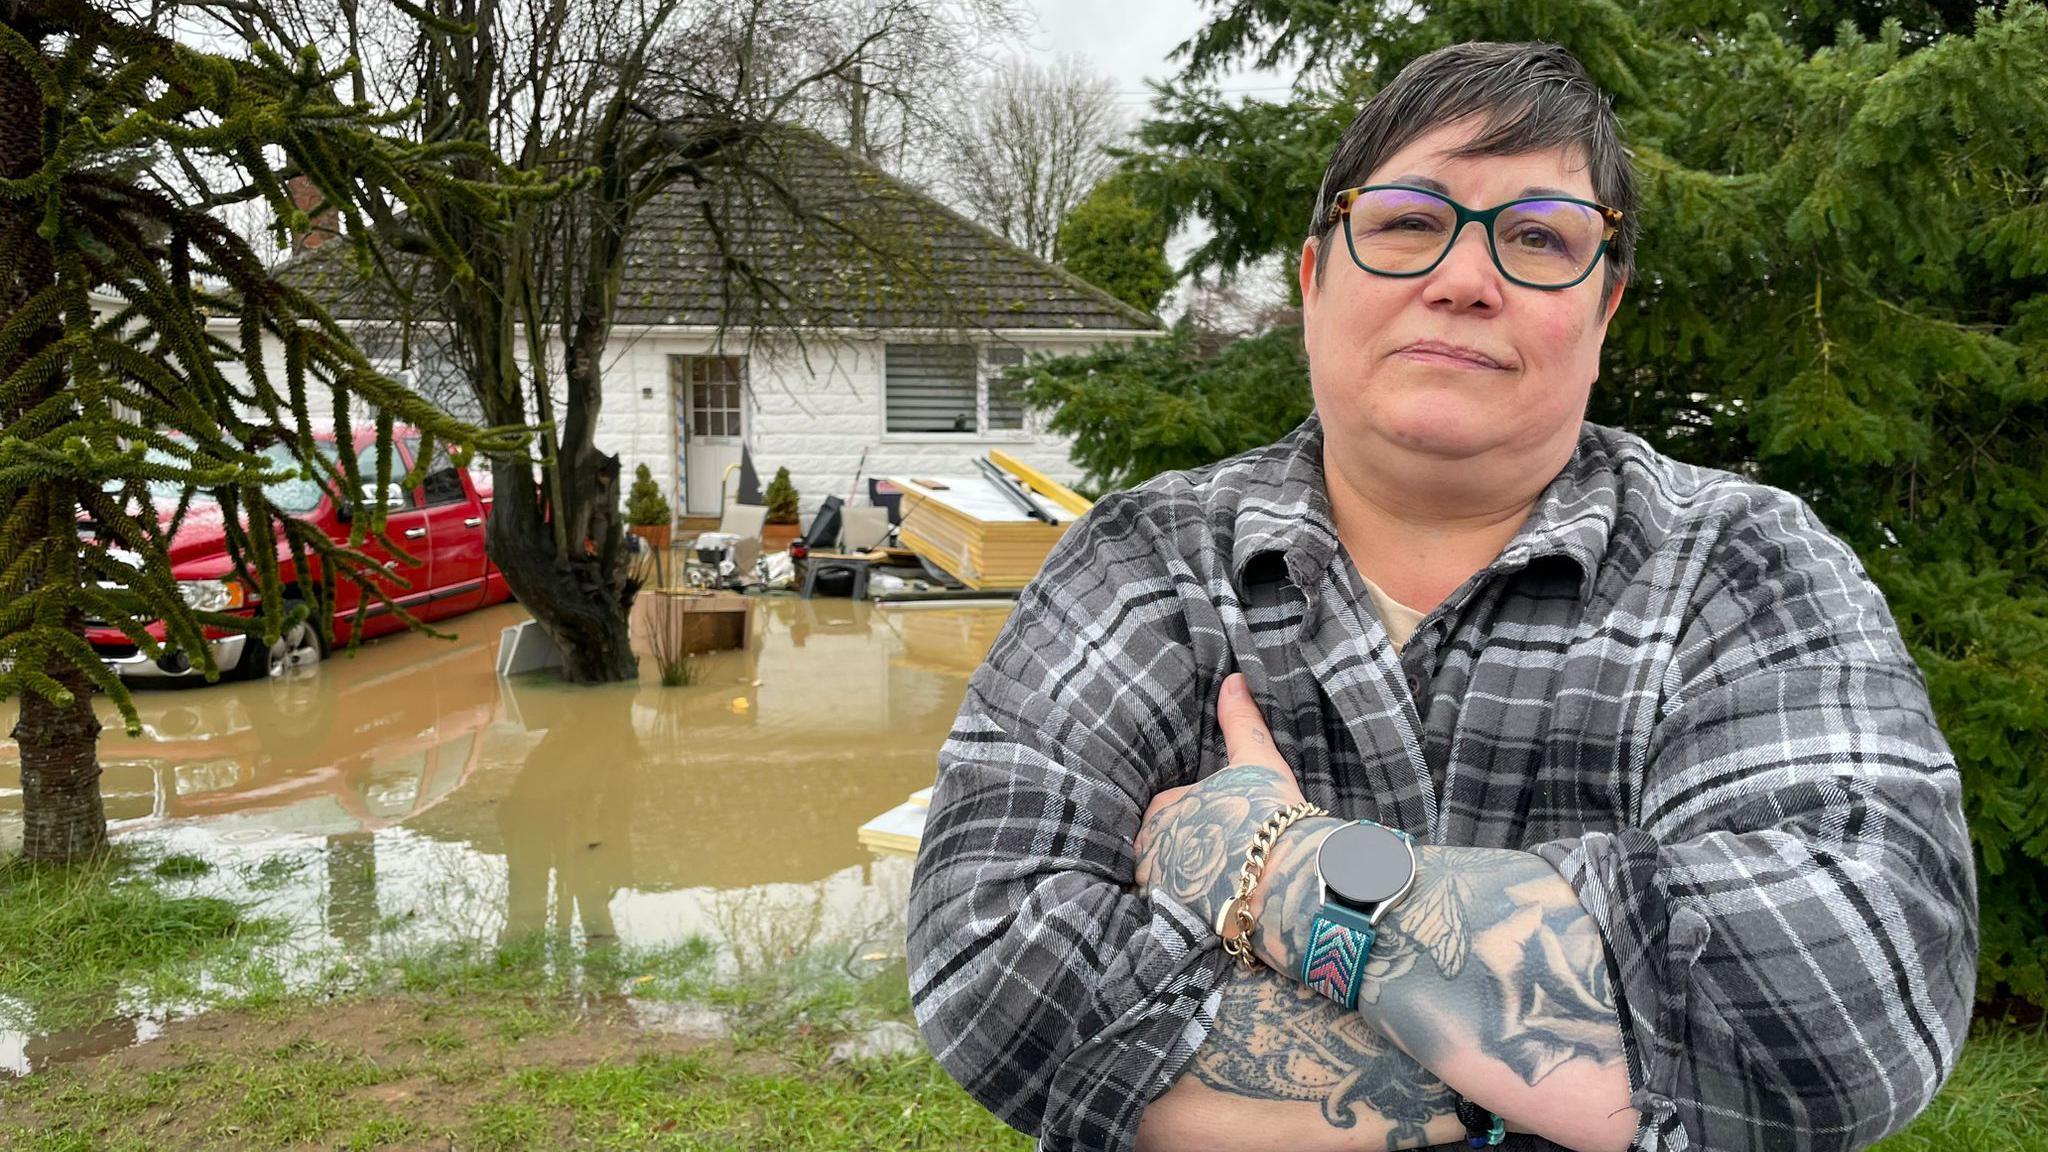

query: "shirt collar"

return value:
[1228, 411, 1343, 594]
[1229, 411, 1617, 603]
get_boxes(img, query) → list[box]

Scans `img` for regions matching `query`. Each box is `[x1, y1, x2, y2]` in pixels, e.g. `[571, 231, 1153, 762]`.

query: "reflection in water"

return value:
[326, 832, 379, 953]
[497, 680, 636, 945]
[0, 597, 1013, 1071]
[0, 1012, 163, 1080]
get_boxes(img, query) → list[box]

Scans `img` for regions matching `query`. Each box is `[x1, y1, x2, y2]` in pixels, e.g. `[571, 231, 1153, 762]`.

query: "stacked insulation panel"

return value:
[888, 451, 1093, 591]
[857, 786, 931, 858]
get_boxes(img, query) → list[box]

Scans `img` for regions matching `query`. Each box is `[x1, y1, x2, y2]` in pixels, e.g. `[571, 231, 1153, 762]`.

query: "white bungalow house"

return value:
[267, 130, 1163, 528]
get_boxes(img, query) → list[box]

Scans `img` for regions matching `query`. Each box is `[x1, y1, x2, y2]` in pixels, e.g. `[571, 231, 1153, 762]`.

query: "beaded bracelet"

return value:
[1454, 1092, 1506, 1148]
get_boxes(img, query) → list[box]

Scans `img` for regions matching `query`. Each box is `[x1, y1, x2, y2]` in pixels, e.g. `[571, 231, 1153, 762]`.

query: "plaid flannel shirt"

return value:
[907, 411, 1977, 1152]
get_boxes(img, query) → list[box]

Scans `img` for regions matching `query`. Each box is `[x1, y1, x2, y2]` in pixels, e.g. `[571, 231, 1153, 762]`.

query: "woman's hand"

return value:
[1133, 672, 1312, 933]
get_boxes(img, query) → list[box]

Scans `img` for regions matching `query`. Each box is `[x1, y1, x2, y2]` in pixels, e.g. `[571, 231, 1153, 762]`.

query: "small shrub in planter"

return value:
[764, 467, 800, 525]
[626, 464, 672, 549]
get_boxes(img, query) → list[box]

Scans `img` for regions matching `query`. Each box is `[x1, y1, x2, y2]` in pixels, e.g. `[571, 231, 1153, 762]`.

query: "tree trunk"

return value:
[479, 437, 637, 682]
[2, 12, 110, 861]
[463, 254, 639, 685]
[489, 520, 639, 683]
[13, 665, 108, 862]
[416, 7, 639, 688]
[472, 309, 636, 685]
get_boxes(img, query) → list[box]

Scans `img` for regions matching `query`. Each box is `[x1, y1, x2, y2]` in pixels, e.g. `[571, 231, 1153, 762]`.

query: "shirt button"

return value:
[1406, 672, 1423, 695]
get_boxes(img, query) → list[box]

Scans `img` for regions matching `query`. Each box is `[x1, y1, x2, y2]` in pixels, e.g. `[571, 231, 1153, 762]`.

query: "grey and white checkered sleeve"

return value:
[1534, 495, 1979, 1152]
[906, 493, 1230, 1152]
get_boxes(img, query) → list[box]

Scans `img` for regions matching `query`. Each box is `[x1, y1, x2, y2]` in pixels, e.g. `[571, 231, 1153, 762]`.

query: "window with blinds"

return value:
[886, 344, 1034, 435]
[885, 344, 979, 433]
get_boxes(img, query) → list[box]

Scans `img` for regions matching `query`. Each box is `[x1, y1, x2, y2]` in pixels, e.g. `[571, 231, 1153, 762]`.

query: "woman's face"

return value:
[1299, 117, 1626, 480]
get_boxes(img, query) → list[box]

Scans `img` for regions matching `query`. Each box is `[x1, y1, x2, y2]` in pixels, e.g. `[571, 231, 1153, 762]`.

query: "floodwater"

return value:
[0, 596, 1014, 1076]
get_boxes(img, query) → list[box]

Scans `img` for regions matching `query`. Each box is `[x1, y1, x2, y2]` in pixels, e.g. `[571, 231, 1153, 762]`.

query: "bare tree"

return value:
[938, 55, 1125, 262]
[218, 0, 1015, 683]
[1172, 255, 1299, 336]
[748, 2, 1022, 179]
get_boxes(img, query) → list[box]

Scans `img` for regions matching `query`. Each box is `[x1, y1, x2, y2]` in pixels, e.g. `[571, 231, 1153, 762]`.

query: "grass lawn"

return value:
[1, 852, 1029, 1150]
[1, 911, 1030, 1151]
[0, 851, 284, 1038]
[5, 992, 2038, 1151]
[0, 852, 2038, 1150]
[1873, 1014, 2048, 1152]
[0, 995, 1032, 1151]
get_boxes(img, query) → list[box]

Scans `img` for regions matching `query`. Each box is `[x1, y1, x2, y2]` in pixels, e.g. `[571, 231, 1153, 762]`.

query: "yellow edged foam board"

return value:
[857, 798, 927, 859]
[890, 473, 1079, 591]
[988, 450, 1093, 517]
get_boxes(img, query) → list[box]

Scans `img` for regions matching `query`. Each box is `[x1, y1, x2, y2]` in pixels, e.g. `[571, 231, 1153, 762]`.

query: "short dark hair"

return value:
[1310, 41, 1639, 307]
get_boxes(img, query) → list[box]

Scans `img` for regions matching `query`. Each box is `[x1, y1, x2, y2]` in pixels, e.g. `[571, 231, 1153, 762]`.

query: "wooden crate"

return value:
[635, 589, 752, 655]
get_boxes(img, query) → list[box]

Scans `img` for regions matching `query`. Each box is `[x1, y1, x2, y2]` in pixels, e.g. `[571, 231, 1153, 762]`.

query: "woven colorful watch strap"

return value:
[1302, 824, 1416, 1009]
[1301, 900, 1378, 1009]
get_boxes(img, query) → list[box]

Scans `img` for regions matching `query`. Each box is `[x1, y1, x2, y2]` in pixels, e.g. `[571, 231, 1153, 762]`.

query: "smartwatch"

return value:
[1301, 820, 1418, 1009]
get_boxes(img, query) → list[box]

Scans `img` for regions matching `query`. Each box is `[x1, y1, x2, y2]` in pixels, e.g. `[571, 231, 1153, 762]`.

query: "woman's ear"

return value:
[1299, 236, 1322, 309]
[1598, 274, 1629, 325]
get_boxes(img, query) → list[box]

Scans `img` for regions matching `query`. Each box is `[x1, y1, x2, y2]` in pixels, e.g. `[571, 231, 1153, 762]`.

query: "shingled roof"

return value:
[281, 126, 1161, 334]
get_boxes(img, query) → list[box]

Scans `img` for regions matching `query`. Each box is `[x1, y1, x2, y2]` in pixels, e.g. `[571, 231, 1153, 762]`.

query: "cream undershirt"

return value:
[1359, 572, 1428, 653]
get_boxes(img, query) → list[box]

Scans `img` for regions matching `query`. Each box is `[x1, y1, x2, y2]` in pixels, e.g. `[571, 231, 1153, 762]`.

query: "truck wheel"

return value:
[264, 615, 326, 679]
[232, 598, 327, 681]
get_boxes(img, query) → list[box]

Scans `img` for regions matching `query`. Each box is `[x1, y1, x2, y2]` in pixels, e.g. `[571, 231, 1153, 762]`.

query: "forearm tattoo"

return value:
[1166, 831, 1620, 1142]
[1192, 964, 1458, 1146]
[1362, 847, 1623, 1087]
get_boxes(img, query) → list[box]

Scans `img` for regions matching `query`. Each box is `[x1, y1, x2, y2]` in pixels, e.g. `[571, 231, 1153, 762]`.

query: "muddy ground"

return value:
[0, 984, 1027, 1151]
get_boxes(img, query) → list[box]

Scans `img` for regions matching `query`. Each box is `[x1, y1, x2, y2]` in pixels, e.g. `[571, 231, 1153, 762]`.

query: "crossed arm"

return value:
[1131, 702, 1638, 1151]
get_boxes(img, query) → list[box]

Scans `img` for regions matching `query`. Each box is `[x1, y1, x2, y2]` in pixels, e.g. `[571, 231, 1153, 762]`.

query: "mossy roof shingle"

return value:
[282, 127, 1161, 334]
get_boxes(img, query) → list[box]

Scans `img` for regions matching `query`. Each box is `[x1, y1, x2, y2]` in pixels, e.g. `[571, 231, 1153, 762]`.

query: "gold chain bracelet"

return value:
[1217, 800, 1328, 969]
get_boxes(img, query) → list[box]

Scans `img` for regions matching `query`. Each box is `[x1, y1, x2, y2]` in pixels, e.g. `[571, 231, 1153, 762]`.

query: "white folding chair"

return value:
[718, 500, 768, 572]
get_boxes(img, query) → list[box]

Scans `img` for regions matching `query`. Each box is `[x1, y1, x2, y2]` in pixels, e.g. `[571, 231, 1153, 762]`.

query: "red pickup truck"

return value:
[85, 426, 517, 683]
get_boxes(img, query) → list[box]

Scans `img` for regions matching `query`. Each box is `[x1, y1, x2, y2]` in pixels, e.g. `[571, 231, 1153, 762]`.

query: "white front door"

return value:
[675, 355, 746, 516]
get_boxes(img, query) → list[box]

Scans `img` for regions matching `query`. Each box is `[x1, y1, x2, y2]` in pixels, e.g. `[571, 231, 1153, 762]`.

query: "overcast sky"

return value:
[1011, 0, 1294, 307]
[1014, 0, 1290, 105]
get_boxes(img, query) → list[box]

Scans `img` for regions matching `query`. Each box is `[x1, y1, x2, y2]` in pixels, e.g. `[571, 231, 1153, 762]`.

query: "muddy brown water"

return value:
[0, 597, 1013, 1076]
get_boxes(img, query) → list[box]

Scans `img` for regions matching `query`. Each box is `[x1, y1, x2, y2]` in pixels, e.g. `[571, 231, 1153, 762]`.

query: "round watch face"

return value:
[1320, 822, 1414, 907]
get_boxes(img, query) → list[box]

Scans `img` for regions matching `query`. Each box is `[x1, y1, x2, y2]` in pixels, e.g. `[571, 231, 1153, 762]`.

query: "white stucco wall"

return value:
[597, 328, 1144, 528]
[207, 319, 1151, 529]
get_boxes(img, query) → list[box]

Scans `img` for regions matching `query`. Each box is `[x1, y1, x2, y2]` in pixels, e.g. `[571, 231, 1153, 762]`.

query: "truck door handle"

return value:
[404, 528, 427, 539]
[463, 517, 483, 528]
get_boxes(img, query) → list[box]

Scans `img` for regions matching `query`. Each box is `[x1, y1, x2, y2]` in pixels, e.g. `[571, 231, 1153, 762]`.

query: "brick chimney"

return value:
[285, 175, 341, 252]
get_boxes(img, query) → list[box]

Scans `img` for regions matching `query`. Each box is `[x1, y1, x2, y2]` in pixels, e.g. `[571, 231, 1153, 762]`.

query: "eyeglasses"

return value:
[1326, 184, 1624, 290]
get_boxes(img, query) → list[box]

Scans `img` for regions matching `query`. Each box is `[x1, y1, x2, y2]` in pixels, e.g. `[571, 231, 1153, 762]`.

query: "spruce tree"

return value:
[1023, 1, 2048, 1005]
[764, 467, 800, 525]
[625, 463, 670, 527]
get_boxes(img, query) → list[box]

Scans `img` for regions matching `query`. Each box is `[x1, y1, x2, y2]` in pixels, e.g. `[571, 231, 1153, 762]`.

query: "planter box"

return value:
[762, 522, 801, 551]
[629, 524, 672, 551]
[633, 589, 752, 655]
